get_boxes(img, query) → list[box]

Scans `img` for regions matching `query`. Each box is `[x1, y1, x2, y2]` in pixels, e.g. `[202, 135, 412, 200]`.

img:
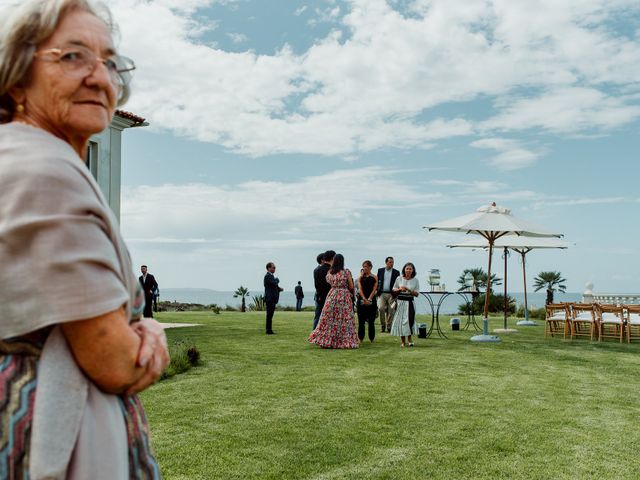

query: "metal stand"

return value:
[516, 309, 537, 326]
[471, 317, 502, 343]
[419, 291, 481, 339]
[459, 292, 481, 332]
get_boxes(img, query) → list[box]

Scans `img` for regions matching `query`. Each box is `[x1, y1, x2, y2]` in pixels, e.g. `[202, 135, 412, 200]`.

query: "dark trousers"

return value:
[313, 296, 326, 330]
[408, 301, 415, 332]
[143, 294, 154, 318]
[357, 303, 377, 342]
[296, 298, 303, 311]
[266, 301, 276, 333]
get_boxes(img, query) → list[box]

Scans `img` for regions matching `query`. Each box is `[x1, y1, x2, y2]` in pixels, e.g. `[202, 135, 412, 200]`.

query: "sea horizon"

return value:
[159, 287, 586, 314]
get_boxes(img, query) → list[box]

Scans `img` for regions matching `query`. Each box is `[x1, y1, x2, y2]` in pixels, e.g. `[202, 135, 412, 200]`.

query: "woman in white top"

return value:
[390, 263, 420, 347]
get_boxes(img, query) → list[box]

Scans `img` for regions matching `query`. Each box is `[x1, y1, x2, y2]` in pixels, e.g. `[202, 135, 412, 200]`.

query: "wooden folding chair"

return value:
[596, 304, 625, 343]
[624, 305, 640, 343]
[544, 303, 570, 338]
[570, 303, 597, 340]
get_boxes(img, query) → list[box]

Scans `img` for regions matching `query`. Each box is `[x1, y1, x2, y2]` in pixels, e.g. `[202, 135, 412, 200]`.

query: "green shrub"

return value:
[159, 301, 208, 312]
[186, 346, 201, 366]
[161, 342, 201, 380]
[531, 307, 546, 319]
[515, 305, 547, 319]
[459, 293, 516, 315]
[250, 295, 266, 311]
[207, 304, 221, 314]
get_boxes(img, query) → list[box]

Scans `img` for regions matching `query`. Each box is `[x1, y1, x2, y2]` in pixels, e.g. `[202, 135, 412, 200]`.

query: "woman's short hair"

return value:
[402, 262, 417, 278]
[0, 0, 128, 123]
[362, 260, 372, 268]
[329, 253, 345, 274]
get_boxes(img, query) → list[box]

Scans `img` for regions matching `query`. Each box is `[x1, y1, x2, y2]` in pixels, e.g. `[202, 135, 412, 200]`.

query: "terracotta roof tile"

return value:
[115, 109, 146, 124]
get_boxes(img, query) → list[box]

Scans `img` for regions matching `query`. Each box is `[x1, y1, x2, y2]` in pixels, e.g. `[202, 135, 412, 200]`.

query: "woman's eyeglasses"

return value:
[33, 44, 136, 90]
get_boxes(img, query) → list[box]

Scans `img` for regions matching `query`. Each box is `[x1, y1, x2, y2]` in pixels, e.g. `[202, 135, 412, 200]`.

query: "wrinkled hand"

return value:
[126, 318, 169, 396]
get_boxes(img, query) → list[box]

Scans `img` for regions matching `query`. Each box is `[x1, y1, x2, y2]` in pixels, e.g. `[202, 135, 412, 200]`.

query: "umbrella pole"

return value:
[522, 252, 528, 321]
[496, 247, 518, 333]
[503, 247, 508, 330]
[484, 239, 493, 330]
[471, 235, 501, 342]
[516, 250, 537, 326]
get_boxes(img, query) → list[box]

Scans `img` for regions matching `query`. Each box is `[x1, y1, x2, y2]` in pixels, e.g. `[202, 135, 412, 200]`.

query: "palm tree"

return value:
[456, 267, 502, 291]
[233, 286, 250, 312]
[533, 271, 566, 305]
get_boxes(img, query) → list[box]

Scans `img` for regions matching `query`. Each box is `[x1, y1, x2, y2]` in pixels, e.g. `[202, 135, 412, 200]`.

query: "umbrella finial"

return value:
[476, 202, 510, 214]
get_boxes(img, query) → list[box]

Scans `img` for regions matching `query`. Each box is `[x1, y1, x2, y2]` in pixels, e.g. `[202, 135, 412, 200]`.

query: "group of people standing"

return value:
[308, 252, 421, 349]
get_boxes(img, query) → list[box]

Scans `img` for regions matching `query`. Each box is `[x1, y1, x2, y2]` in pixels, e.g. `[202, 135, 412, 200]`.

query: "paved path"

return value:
[160, 323, 202, 329]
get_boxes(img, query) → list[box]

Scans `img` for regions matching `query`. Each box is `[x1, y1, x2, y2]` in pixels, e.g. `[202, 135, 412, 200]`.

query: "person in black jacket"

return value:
[376, 256, 400, 332]
[313, 250, 335, 330]
[264, 262, 283, 334]
[294, 281, 304, 311]
[139, 265, 159, 318]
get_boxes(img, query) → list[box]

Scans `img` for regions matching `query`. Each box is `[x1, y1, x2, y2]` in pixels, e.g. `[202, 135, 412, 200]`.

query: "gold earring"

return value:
[16, 104, 24, 113]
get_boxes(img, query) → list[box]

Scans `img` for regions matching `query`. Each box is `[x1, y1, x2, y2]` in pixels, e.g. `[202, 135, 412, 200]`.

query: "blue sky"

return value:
[109, 0, 640, 295]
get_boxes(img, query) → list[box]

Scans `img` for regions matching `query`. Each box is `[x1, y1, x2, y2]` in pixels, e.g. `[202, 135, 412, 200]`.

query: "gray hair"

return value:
[0, 0, 129, 123]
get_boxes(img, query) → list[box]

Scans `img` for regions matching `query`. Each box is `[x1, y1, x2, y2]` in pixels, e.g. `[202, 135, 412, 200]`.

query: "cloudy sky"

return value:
[108, 0, 639, 294]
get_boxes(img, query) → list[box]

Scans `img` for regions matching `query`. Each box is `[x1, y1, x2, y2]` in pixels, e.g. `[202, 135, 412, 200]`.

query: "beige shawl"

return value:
[0, 123, 140, 479]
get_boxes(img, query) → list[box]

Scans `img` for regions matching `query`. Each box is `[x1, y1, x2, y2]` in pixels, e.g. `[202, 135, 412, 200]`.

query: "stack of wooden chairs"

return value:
[544, 302, 640, 343]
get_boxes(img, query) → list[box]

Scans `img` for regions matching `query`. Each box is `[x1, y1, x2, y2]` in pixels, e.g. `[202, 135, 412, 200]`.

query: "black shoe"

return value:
[266, 331, 276, 335]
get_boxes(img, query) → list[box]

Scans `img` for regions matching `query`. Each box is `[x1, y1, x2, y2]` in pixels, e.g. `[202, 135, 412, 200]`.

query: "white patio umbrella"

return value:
[448, 236, 572, 329]
[425, 202, 562, 343]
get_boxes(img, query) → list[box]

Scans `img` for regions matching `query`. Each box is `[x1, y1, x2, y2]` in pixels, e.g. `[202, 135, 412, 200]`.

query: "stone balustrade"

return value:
[581, 282, 640, 305]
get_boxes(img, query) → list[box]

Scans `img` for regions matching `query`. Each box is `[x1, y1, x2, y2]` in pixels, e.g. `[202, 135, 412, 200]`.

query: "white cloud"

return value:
[532, 197, 631, 209]
[429, 179, 508, 193]
[471, 138, 541, 170]
[308, 5, 342, 26]
[106, 0, 640, 163]
[482, 88, 640, 134]
[226, 32, 248, 44]
[0, 0, 636, 161]
[120, 166, 447, 241]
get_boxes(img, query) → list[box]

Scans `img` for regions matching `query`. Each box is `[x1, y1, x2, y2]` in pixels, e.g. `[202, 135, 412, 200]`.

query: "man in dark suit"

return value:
[313, 250, 335, 330]
[264, 262, 283, 334]
[294, 281, 304, 311]
[376, 256, 400, 332]
[139, 265, 159, 318]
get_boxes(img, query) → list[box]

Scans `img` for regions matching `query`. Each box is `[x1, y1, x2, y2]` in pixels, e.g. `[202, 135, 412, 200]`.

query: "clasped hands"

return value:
[126, 318, 170, 396]
[398, 286, 416, 295]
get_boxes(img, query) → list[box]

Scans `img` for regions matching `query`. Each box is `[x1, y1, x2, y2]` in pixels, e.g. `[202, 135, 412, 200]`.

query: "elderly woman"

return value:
[0, 0, 168, 478]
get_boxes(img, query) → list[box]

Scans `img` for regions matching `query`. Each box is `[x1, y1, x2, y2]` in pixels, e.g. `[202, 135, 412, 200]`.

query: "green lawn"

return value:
[141, 311, 640, 480]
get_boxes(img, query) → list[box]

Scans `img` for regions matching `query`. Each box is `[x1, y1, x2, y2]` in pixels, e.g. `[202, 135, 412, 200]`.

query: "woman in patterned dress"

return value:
[390, 262, 420, 347]
[0, 1, 168, 477]
[308, 254, 359, 349]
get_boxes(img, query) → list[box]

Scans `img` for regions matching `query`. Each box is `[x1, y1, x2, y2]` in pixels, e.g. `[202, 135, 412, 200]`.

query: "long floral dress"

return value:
[308, 269, 358, 349]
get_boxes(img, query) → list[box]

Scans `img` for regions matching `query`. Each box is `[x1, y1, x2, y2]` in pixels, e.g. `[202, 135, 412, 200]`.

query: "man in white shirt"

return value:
[376, 257, 400, 332]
